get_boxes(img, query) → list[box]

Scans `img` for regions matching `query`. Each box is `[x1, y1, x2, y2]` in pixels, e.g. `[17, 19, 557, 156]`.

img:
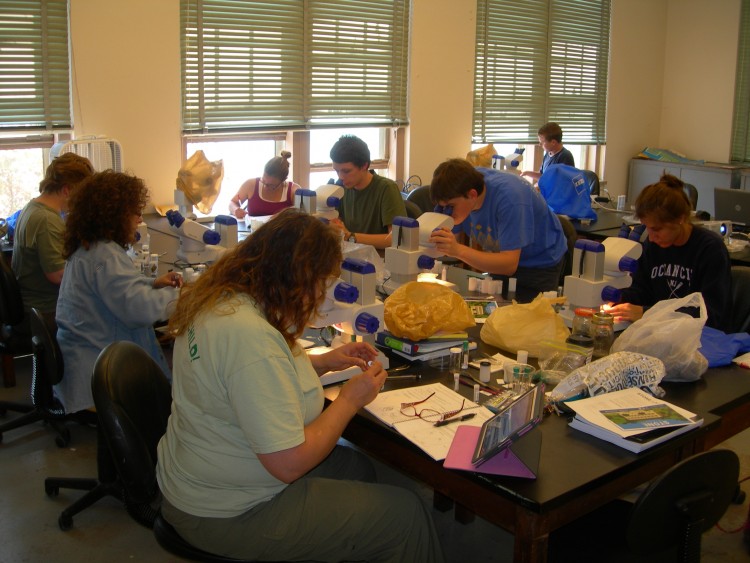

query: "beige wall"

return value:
[70, 0, 182, 209]
[68, 0, 743, 206]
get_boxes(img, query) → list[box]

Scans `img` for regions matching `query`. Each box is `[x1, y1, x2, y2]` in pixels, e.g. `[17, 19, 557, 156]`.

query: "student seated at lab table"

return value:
[520, 121, 576, 184]
[55, 171, 182, 415]
[228, 151, 301, 219]
[327, 134, 406, 249]
[429, 158, 568, 303]
[12, 152, 94, 334]
[606, 174, 732, 331]
[156, 209, 444, 562]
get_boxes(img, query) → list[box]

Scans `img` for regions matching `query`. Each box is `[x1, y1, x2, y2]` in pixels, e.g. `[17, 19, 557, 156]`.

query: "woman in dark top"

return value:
[608, 174, 732, 331]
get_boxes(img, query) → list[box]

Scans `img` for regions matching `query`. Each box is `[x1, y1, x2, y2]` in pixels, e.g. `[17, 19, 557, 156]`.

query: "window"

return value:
[731, 0, 750, 163]
[473, 0, 611, 146]
[0, 0, 72, 219]
[0, 0, 72, 133]
[180, 0, 410, 133]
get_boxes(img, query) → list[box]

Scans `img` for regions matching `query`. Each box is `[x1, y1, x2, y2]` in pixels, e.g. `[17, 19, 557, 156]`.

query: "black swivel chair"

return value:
[406, 185, 433, 214]
[404, 200, 423, 219]
[0, 256, 32, 388]
[0, 308, 71, 446]
[581, 170, 600, 197]
[549, 449, 739, 562]
[683, 182, 698, 211]
[556, 215, 578, 286]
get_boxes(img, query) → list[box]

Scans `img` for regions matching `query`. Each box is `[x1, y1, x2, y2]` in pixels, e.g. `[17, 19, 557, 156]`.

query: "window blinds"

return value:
[0, 0, 71, 131]
[180, 0, 410, 134]
[731, 0, 750, 163]
[473, 0, 610, 145]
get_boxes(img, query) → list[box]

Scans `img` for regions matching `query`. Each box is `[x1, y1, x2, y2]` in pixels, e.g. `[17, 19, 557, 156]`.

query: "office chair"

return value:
[549, 449, 739, 563]
[730, 266, 750, 334]
[0, 308, 71, 446]
[0, 256, 32, 388]
[683, 182, 698, 211]
[581, 170, 600, 197]
[406, 185, 433, 214]
[556, 215, 578, 285]
[404, 200, 423, 219]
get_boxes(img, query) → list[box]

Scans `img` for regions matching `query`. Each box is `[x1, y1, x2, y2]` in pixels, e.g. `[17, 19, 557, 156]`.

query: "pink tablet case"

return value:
[443, 424, 540, 479]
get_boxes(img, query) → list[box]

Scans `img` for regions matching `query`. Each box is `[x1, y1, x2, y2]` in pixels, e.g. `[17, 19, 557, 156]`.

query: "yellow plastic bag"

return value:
[480, 295, 569, 357]
[466, 144, 497, 168]
[384, 282, 475, 341]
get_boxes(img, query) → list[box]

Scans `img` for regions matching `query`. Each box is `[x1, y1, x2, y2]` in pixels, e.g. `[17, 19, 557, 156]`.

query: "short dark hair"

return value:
[430, 158, 485, 202]
[635, 174, 692, 224]
[538, 122, 563, 143]
[330, 135, 371, 168]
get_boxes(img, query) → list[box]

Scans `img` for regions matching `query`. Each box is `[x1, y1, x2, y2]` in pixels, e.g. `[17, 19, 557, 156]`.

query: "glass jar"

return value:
[572, 308, 595, 337]
[591, 312, 615, 359]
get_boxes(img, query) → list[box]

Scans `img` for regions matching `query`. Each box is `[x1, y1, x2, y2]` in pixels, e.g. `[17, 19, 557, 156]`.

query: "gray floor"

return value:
[0, 353, 747, 562]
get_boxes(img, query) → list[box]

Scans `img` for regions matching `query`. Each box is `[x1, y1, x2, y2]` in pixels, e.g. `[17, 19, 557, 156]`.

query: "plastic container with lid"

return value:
[572, 307, 596, 337]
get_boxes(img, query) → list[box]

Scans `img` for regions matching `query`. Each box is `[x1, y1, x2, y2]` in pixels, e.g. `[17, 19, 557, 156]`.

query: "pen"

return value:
[434, 413, 476, 427]
[387, 374, 421, 380]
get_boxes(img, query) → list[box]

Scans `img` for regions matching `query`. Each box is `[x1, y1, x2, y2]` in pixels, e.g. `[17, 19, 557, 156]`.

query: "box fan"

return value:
[49, 136, 123, 172]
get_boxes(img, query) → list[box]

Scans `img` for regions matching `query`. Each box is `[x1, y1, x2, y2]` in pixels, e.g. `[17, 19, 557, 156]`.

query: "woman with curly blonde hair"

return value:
[157, 208, 444, 562]
[55, 171, 182, 415]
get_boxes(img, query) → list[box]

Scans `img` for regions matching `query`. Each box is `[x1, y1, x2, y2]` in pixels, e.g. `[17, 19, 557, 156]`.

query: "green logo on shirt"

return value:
[187, 324, 200, 362]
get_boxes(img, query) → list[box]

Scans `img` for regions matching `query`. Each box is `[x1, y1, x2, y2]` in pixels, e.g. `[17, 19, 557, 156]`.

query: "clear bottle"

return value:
[591, 311, 614, 360]
[572, 308, 595, 337]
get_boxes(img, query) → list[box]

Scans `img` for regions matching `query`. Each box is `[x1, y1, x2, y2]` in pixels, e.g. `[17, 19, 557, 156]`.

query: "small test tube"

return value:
[473, 383, 480, 403]
[450, 347, 462, 377]
[508, 277, 517, 300]
[453, 373, 460, 392]
[479, 360, 491, 383]
[461, 340, 469, 370]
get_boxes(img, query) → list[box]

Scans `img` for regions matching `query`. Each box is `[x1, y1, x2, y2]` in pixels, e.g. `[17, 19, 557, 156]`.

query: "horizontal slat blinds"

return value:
[473, 0, 610, 145]
[0, 0, 71, 131]
[181, 0, 410, 133]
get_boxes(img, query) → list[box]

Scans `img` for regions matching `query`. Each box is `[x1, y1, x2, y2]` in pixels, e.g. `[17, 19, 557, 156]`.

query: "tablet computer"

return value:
[471, 383, 545, 466]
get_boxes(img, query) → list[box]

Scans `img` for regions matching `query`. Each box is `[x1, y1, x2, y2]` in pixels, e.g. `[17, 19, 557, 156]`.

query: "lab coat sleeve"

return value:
[93, 245, 178, 329]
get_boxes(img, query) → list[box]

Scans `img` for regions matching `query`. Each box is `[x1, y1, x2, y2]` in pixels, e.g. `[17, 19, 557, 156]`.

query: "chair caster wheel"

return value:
[733, 487, 747, 505]
[58, 514, 73, 531]
[45, 483, 59, 497]
[55, 430, 71, 448]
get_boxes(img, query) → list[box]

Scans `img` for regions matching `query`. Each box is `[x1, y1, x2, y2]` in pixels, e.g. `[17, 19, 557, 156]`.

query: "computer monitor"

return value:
[714, 188, 750, 226]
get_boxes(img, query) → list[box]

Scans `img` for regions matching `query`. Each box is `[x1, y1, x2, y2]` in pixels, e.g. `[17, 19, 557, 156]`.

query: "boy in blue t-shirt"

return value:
[429, 158, 567, 302]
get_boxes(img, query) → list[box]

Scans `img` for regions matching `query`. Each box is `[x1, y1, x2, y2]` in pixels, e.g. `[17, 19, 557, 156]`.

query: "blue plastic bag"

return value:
[538, 164, 597, 221]
[699, 326, 750, 367]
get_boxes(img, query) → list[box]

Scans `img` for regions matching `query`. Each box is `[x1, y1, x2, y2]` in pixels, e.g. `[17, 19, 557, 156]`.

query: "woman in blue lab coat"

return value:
[54, 171, 182, 415]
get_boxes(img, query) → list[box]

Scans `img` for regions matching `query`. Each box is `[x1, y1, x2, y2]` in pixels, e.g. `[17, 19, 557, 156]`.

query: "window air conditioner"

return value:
[49, 136, 123, 172]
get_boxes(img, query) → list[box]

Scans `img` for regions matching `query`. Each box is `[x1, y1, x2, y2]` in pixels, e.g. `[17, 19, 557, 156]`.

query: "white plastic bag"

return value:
[611, 292, 708, 382]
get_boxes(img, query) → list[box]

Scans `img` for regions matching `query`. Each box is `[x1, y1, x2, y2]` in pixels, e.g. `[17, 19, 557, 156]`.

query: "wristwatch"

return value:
[347, 232, 357, 243]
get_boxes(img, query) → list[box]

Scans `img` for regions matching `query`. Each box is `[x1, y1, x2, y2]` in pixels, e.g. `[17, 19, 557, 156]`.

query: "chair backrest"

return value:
[556, 214, 578, 284]
[730, 265, 750, 333]
[29, 307, 65, 413]
[581, 170, 600, 197]
[406, 185, 433, 213]
[0, 257, 25, 327]
[626, 449, 739, 558]
[683, 183, 698, 210]
[92, 341, 172, 505]
[404, 199, 423, 219]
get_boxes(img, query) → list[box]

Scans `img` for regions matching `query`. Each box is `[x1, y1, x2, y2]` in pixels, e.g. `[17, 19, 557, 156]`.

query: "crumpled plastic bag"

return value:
[480, 295, 569, 357]
[611, 292, 708, 382]
[466, 144, 497, 168]
[384, 281, 475, 341]
[548, 351, 667, 406]
[176, 150, 224, 215]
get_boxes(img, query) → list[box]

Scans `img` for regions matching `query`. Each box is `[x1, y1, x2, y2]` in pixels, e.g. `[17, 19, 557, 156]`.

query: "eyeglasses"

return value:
[399, 392, 465, 423]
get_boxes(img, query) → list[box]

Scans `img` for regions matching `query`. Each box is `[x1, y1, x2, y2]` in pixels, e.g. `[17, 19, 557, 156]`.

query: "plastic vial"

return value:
[453, 373, 460, 391]
[516, 349, 528, 365]
[473, 383, 480, 403]
[508, 277, 517, 300]
[479, 360, 491, 383]
[450, 347, 462, 377]
[591, 312, 615, 360]
[461, 341, 470, 370]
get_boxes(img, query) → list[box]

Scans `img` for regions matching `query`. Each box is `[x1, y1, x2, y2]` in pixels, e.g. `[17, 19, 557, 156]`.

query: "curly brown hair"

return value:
[63, 170, 149, 258]
[168, 208, 343, 347]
